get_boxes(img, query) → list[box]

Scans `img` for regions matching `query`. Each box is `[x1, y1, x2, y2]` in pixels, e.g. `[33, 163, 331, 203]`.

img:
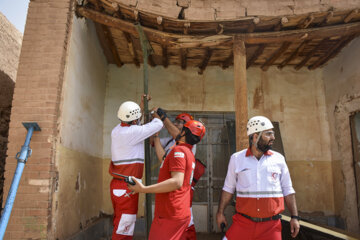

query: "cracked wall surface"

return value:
[323, 37, 360, 233]
[53, 16, 108, 239]
[113, 0, 360, 20]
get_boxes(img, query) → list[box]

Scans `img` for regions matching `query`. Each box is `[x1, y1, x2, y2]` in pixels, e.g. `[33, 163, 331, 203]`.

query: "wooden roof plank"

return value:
[308, 34, 357, 69]
[123, 32, 140, 67]
[295, 38, 329, 70]
[222, 52, 233, 69]
[278, 40, 309, 69]
[261, 42, 291, 71]
[103, 26, 123, 67]
[344, 9, 359, 23]
[298, 14, 315, 29]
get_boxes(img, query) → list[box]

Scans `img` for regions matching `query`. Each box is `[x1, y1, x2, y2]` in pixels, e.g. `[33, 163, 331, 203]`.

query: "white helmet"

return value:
[117, 101, 142, 122]
[247, 116, 274, 136]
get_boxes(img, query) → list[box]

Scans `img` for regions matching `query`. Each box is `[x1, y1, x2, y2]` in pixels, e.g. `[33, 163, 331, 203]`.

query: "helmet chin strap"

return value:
[254, 131, 263, 150]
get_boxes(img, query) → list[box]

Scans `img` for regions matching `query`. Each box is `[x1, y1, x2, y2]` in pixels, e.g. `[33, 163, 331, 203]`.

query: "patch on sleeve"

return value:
[174, 152, 185, 158]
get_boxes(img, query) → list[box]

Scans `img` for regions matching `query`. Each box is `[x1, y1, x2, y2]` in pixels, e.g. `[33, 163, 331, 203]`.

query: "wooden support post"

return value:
[233, 36, 248, 151]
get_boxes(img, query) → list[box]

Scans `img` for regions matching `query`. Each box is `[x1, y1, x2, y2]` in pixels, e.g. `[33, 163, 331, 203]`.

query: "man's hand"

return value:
[151, 107, 160, 119]
[127, 177, 146, 193]
[290, 218, 300, 238]
[216, 211, 227, 231]
[140, 94, 152, 111]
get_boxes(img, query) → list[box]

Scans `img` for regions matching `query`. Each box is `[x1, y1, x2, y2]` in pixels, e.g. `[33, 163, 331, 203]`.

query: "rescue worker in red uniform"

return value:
[109, 97, 163, 240]
[128, 119, 206, 240]
[152, 112, 205, 240]
[216, 116, 300, 240]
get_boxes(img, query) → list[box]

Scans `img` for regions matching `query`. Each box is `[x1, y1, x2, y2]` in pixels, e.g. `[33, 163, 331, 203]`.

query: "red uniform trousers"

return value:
[110, 178, 139, 240]
[225, 214, 281, 240]
[149, 216, 191, 240]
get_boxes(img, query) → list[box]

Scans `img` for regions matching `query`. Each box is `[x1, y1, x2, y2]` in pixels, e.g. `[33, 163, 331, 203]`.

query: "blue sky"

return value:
[0, 0, 30, 33]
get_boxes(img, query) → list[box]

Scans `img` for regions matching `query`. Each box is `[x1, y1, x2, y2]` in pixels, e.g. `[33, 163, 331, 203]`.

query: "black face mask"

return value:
[257, 135, 272, 153]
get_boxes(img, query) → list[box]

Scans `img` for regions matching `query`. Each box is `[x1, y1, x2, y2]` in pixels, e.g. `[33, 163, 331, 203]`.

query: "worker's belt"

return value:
[239, 213, 282, 222]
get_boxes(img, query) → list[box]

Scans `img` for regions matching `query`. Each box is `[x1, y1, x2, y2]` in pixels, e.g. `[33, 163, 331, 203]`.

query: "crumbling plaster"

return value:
[54, 16, 108, 239]
[323, 37, 360, 232]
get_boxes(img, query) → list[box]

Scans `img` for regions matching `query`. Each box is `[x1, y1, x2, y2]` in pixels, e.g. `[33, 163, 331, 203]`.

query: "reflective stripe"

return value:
[237, 191, 283, 195]
[113, 158, 144, 165]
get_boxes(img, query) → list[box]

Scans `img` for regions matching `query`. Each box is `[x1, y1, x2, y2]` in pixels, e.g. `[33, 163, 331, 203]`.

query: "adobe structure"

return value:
[2, 0, 360, 239]
[0, 12, 22, 215]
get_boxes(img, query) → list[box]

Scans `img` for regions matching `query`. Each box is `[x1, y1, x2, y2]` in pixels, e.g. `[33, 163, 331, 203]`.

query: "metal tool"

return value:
[220, 222, 226, 239]
[111, 172, 136, 185]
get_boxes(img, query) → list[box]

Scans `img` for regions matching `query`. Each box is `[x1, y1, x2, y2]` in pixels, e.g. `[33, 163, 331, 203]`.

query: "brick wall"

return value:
[3, 0, 73, 239]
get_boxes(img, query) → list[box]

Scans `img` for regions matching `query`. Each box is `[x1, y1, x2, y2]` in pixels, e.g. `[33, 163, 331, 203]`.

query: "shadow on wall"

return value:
[0, 70, 15, 213]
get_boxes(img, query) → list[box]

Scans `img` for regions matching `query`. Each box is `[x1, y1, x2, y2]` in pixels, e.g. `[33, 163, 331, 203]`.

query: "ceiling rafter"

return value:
[198, 48, 213, 74]
[261, 42, 291, 71]
[247, 44, 265, 68]
[295, 38, 329, 70]
[278, 40, 310, 69]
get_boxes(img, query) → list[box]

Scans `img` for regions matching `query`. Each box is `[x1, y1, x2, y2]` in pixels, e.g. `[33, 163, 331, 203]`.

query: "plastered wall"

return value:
[102, 64, 335, 222]
[53, 16, 108, 239]
[323, 37, 360, 232]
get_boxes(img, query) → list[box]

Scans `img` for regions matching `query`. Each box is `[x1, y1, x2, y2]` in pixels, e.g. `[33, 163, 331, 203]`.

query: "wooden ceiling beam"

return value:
[156, 16, 164, 31]
[344, 9, 358, 23]
[103, 26, 123, 67]
[222, 52, 233, 69]
[184, 22, 191, 35]
[246, 44, 265, 69]
[320, 11, 333, 26]
[94, 23, 115, 64]
[261, 42, 291, 71]
[298, 14, 315, 29]
[198, 48, 213, 74]
[278, 40, 309, 69]
[77, 7, 360, 47]
[273, 17, 288, 31]
[180, 48, 187, 70]
[148, 55, 156, 67]
[123, 32, 140, 67]
[247, 17, 260, 33]
[308, 34, 357, 70]
[162, 46, 168, 68]
[295, 38, 329, 70]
